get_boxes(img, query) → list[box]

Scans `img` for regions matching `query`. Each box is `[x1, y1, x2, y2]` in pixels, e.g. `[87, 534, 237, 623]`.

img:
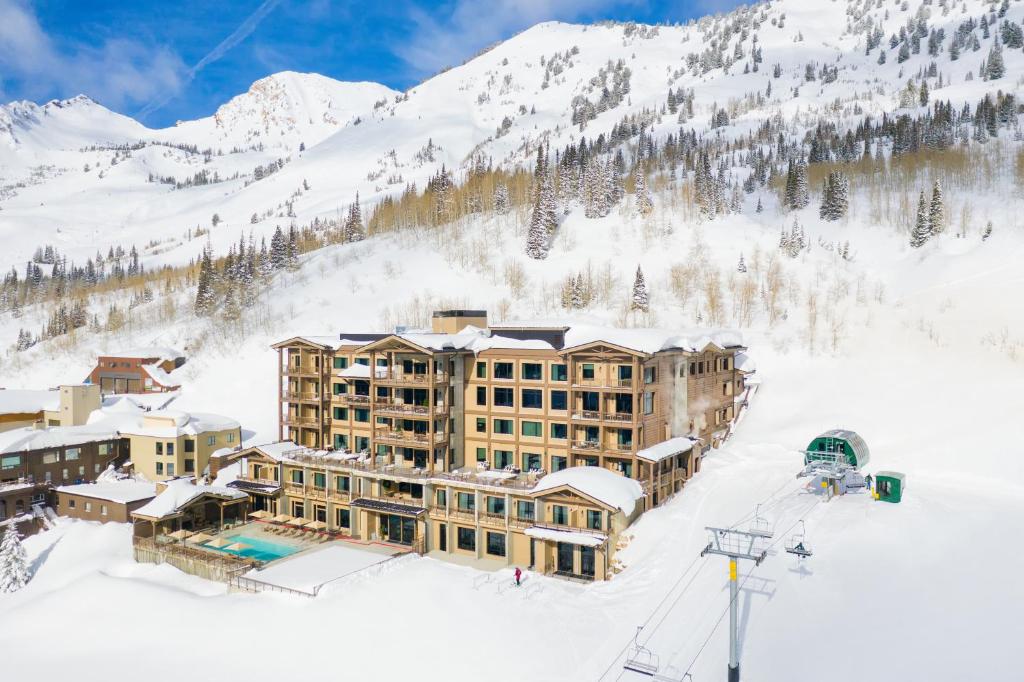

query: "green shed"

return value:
[805, 429, 871, 469]
[875, 471, 906, 503]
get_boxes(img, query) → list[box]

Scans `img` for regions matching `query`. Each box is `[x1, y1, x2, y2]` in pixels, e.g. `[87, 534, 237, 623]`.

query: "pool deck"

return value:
[242, 542, 397, 594]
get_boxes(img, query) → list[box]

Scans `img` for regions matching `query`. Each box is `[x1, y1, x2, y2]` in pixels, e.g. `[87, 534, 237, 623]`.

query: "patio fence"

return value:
[132, 536, 254, 584]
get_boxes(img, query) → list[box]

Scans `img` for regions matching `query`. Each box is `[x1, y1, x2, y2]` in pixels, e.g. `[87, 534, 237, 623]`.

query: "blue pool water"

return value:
[208, 534, 301, 562]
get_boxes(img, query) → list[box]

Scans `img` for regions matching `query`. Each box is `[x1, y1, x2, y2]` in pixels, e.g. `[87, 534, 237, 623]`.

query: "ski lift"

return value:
[747, 504, 774, 538]
[623, 626, 660, 676]
[785, 520, 813, 558]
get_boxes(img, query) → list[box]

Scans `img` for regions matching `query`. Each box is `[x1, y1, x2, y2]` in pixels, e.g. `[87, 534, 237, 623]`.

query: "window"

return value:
[1, 455, 21, 469]
[476, 386, 487, 406]
[333, 382, 344, 395]
[333, 407, 348, 420]
[336, 508, 350, 528]
[521, 421, 542, 438]
[551, 456, 567, 472]
[618, 365, 633, 382]
[85, 501, 92, 512]
[313, 472, 327, 489]
[522, 452, 542, 471]
[336, 475, 350, 492]
[101, 505, 108, 517]
[184, 440, 194, 454]
[334, 433, 349, 450]
[43, 451, 59, 464]
[522, 363, 542, 381]
[493, 419, 513, 435]
[457, 527, 476, 551]
[494, 362, 513, 379]
[227, 433, 236, 444]
[493, 450, 513, 469]
[355, 357, 369, 366]
[486, 532, 507, 557]
[436, 489, 447, 507]
[166, 463, 175, 476]
[643, 392, 655, 415]
[689, 362, 696, 375]
[552, 505, 568, 525]
[355, 436, 369, 452]
[494, 387, 514, 407]
[184, 459, 195, 473]
[517, 500, 535, 521]
[550, 423, 568, 440]
[207, 435, 216, 446]
[99, 443, 111, 456]
[94, 463, 101, 473]
[552, 364, 567, 381]
[354, 408, 369, 422]
[476, 447, 487, 462]
[155, 442, 163, 456]
[166, 443, 174, 456]
[333, 357, 348, 370]
[486, 496, 505, 515]
[644, 366, 657, 384]
[472, 418, 486, 435]
[587, 510, 603, 530]
[581, 392, 599, 411]
[155, 463, 163, 476]
[581, 363, 595, 380]
[457, 492, 475, 511]
[291, 469, 304, 484]
[68, 498, 76, 509]
[550, 390, 567, 411]
[476, 361, 487, 378]
[520, 389, 542, 410]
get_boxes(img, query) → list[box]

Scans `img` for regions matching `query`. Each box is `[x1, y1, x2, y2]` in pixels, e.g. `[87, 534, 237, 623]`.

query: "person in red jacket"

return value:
[514, 566, 522, 586]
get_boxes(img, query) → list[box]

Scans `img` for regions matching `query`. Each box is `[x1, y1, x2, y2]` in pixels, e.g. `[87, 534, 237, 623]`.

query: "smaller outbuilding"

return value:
[56, 479, 157, 523]
[874, 471, 906, 503]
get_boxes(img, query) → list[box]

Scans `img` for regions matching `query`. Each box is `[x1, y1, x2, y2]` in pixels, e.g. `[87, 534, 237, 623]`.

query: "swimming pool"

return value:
[207, 534, 301, 562]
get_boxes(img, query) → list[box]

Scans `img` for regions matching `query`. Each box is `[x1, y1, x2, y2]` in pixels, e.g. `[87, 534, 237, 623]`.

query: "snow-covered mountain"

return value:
[3, 0, 1022, 271]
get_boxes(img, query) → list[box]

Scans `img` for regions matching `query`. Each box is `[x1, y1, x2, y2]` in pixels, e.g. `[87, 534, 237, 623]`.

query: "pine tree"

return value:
[819, 171, 849, 221]
[193, 247, 215, 317]
[344, 194, 366, 243]
[287, 225, 299, 270]
[928, 180, 945, 234]
[494, 184, 510, 215]
[634, 166, 653, 216]
[630, 266, 649, 313]
[910, 191, 932, 248]
[755, 196, 763, 213]
[570, 275, 584, 309]
[0, 525, 29, 593]
[982, 221, 993, 241]
[985, 38, 1005, 79]
[525, 194, 550, 260]
[270, 226, 287, 269]
[737, 254, 747, 273]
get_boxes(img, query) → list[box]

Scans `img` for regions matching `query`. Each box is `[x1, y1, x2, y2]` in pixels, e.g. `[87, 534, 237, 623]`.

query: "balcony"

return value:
[281, 391, 326, 403]
[374, 369, 451, 386]
[571, 377, 634, 390]
[283, 365, 326, 378]
[283, 415, 322, 427]
[372, 400, 443, 418]
[478, 511, 508, 527]
[334, 393, 371, 406]
[235, 475, 281, 488]
[571, 440, 601, 451]
[373, 429, 447, 447]
[358, 494, 426, 510]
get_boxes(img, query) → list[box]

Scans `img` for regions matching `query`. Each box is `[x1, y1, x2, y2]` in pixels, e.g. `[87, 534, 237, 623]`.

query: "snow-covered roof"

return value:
[132, 477, 247, 520]
[101, 347, 184, 362]
[0, 421, 121, 455]
[524, 526, 607, 547]
[0, 388, 59, 415]
[100, 408, 239, 439]
[339, 363, 372, 378]
[734, 351, 756, 373]
[141, 363, 181, 388]
[243, 440, 305, 462]
[560, 323, 743, 355]
[531, 466, 643, 515]
[55, 480, 156, 504]
[636, 436, 699, 463]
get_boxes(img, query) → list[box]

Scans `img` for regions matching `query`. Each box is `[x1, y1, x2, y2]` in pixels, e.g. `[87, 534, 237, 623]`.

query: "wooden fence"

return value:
[132, 536, 254, 584]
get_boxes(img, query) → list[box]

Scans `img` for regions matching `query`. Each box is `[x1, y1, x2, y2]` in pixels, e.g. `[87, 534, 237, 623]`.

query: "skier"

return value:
[865, 473, 873, 493]
[514, 566, 522, 587]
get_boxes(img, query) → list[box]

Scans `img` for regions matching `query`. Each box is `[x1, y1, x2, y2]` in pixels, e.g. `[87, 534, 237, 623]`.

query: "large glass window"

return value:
[476, 417, 486, 433]
[522, 452, 542, 471]
[644, 366, 657, 383]
[643, 392, 655, 415]
[486, 532, 507, 557]
[291, 470, 303, 484]
[457, 492, 475, 511]
[581, 363, 595, 380]
[494, 362, 514, 379]
[313, 472, 326, 489]
[521, 421, 542, 438]
[494, 450, 514, 468]
[522, 363, 543, 381]
[517, 500, 535, 522]
[494, 387, 514, 407]
[550, 390, 567, 411]
[457, 527, 476, 551]
[354, 408, 369, 422]
[476, 361, 487, 378]
[550, 423, 568, 440]
[618, 365, 633, 382]
[552, 364, 567, 381]
[551, 455, 568, 472]
[333, 356, 348, 370]
[476, 386, 487, 406]
[552, 505, 568, 525]
[521, 389, 543, 409]
[587, 510, 603, 530]
[476, 447, 487, 462]
[336, 508, 350, 528]
[493, 419, 513, 435]
[486, 496, 505, 515]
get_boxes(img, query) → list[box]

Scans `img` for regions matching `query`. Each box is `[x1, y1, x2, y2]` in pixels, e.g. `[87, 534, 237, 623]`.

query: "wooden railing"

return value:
[374, 370, 450, 385]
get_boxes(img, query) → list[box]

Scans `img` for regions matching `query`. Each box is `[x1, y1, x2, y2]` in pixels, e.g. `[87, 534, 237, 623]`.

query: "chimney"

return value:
[431, 309, 488, 334]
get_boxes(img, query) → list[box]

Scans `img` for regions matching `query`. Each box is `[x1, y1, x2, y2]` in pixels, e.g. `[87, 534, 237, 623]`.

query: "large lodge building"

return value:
[223, 310, 752, 580]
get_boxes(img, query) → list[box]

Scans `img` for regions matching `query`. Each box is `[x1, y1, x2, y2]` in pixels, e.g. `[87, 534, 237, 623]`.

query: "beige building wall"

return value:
[126, 426, 241, 481]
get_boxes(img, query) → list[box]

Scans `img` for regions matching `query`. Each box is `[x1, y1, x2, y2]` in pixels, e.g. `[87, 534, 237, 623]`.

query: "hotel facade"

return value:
[231, 311, 750, 580]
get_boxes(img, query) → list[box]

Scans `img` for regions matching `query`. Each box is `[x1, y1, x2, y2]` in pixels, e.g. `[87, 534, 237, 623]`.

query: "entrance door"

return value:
[557, 542, 574, 573]
[439, 523, 447, 551]
[382, 514, 416, 545]
[529, 539, 535, 568]
[580, 546, 595, 578]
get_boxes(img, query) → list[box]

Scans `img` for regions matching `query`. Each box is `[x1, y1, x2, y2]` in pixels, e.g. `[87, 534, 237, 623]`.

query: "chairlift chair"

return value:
[784, 520, 813, 558]
[623, 626, 660, 676]
[748, 504, 774, 538]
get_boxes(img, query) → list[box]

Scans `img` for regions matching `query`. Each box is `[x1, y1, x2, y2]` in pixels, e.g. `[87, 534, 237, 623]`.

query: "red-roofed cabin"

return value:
[86, 347, 185, 394]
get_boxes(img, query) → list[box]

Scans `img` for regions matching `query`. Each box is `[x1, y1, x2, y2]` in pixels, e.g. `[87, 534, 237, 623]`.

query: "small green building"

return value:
[874, 471, 906, 503]
[805, 429, 871, 469]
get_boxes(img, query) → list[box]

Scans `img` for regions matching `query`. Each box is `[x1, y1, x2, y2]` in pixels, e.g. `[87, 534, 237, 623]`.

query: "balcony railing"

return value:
[282, 391, 327, 402]
[334, 393, 371, 405]
[571, 440, 601, 451]
[358, 494, 426, 510]
[572, 377, 634, 389]
[373, 370, 450, 385]
[373, 429, 447, 446]
[284, 365, 326, 377]
[283, 415, 322, 427]
[236, 475, 281, 488]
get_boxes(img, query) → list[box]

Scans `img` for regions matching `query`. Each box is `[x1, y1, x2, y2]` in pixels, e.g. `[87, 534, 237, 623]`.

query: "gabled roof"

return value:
[270, 336, 338, 351]
[531, 466, 643, 515]
[636, 436, 699, 463]
[132, 478, 247, 520]
[355, 335, 436, 355]
[558, 339, 651, 358]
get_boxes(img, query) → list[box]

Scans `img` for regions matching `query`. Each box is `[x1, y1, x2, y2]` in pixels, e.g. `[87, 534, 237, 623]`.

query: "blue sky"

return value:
[0, 0, 742, 127]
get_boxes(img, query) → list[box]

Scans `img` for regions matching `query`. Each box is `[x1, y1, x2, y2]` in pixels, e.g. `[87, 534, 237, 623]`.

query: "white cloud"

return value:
[0, 0, 186, 113]
[396, 0, 642, 78]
